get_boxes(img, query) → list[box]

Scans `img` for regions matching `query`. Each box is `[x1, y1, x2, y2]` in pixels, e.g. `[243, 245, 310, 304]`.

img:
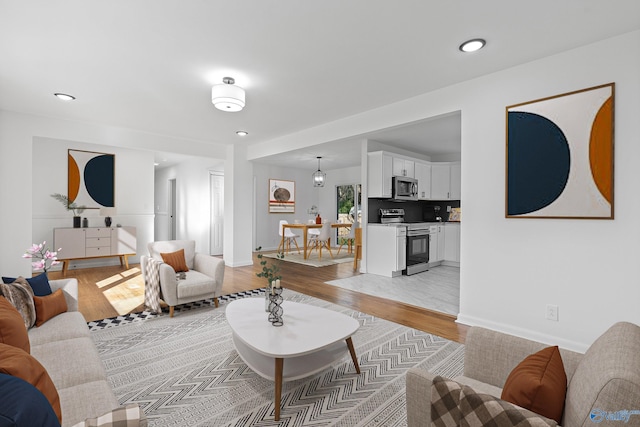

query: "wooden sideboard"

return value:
[53, 226, 137, 276]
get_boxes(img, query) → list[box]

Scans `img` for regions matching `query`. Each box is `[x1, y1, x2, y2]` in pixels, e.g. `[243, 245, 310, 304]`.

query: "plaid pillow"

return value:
[71, 404, 146, 427]
[431, 376, 463, 427]
[459, 385, 557, 427]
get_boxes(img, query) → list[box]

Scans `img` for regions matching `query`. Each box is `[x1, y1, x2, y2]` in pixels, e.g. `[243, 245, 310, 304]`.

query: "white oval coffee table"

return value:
[226, 297, 361, 421]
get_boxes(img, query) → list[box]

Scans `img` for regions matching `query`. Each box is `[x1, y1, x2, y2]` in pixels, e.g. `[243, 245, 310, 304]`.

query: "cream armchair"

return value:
[141, 240, 225, 317]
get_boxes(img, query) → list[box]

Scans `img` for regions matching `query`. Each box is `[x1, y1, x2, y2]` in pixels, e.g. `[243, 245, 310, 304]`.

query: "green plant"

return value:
[51, 193, 86, 216]
[255, 246, 284, 287]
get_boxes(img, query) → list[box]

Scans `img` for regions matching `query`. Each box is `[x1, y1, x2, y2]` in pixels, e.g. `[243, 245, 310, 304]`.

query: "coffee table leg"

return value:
[346, 337, 361, 374]
[275, 357, 283, 421]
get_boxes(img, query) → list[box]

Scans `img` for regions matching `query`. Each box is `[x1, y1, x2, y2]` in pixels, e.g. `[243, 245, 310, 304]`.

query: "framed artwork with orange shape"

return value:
[506, 83, 614, 219]
[68, 149, 115, 209]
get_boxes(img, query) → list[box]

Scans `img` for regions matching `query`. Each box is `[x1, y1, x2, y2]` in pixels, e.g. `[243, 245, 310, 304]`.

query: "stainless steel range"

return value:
[379, 209, 431, 275]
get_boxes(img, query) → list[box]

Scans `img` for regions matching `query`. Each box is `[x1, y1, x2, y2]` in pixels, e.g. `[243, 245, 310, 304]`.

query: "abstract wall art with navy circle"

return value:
[506, 83, 614, 219]
[68, 149, 115, 209]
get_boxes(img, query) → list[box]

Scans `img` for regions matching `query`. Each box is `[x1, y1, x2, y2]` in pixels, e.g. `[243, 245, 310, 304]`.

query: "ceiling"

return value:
[1, 1, 639, 171]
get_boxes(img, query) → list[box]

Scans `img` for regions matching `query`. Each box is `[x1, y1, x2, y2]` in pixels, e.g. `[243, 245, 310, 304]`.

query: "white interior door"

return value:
[169, 178, 177, 240]
[210, 173, 224, 255]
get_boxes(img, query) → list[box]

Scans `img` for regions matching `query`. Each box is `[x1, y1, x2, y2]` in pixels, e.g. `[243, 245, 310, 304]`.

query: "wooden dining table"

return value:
[281, 222, 353, 259]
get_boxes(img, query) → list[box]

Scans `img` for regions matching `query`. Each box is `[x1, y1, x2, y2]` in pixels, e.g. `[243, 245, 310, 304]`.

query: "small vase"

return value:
[73, 216, 81, 228]
[268, 287, 284, 326]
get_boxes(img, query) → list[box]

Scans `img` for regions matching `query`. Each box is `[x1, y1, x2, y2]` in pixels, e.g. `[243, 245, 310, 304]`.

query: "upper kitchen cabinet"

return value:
[368, 151, 393, 198]
[414, 162, 431, 200]
[392, 157, 415, 178]
[431, 162, 461, 200]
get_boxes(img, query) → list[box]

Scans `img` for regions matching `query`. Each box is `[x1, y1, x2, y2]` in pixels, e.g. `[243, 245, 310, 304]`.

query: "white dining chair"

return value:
[307, 221, 333, 259]
[277, 220, 300, 254]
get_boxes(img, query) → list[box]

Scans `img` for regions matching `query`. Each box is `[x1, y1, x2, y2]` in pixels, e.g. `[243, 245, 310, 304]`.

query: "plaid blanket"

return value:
[143, 257, 162, 314]
[431, 376, 557, 427]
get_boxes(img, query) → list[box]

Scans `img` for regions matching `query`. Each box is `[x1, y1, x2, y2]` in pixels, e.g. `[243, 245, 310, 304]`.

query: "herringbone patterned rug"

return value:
[90, 290, 464, 426]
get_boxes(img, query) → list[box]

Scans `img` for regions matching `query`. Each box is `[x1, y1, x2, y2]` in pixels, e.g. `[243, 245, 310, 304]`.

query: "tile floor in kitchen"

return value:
[326, 265, 460, 315]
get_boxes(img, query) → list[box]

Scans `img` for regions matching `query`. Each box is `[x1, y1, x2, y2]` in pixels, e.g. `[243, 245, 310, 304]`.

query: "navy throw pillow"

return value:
[2, 274, 52, 296]
[0, 373, 61, 426]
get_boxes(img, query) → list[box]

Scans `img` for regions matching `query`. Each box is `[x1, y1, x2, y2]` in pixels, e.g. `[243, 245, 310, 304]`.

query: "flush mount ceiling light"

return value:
[459, 38, 486, 53]
[312, 156, 326, 187]
[54, 93, 75, 101]
[236, 130, 248, 136]
[211, 77, 245, 112]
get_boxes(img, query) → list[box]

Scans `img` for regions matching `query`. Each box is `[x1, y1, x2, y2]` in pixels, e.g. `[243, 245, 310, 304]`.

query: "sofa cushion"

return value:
[460, 385, 557, 427]
[0, 373, 60, 427]
[57, 381, 120, 427]
[33, 288, 69, 327]
[70, 403, 146, 427]
[31, 337, 107, 391]
[161, 248, 189, 273]
[3, 273, 53, 296]
[0, 342, 62, 423]
[28, 311, 90, 346]
[0, 296, 30, 353]
[501, 346, 567, 423]
[0, 277, 36, 328]
[564, 322, 640, 427]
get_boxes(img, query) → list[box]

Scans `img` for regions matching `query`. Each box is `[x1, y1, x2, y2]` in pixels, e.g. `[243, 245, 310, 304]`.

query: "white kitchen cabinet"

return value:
[368, 151, 393, 198]
[414, 162, 431, 200]
[444, 223, 461, 267]
[54, 226, 137, 275]
[392, 157, 415, 178]
[366, 224, 406, 277]
[431, 162, 461, 200]
[450, 163, 461, 200]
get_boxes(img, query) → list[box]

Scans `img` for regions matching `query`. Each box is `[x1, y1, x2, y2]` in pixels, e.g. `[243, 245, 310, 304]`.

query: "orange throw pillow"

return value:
[33, 289, 68, 327]
[501, 345, 567, 423]
[0, 296, 30, 353]
[0, 342, 62, 423]
[161, 248, 189, 273]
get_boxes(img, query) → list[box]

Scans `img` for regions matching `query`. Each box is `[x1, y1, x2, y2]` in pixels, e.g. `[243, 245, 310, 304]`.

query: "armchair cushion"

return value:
[148, 240, 195, 270]
[160, 249, 189, 273]
[431, 376, 557, 427]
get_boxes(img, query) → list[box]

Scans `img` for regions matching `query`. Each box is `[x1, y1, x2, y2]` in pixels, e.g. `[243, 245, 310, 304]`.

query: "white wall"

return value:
[31, 137, 154, 268]
[251, 30, 640, 352]
[153, 157, 224, 254]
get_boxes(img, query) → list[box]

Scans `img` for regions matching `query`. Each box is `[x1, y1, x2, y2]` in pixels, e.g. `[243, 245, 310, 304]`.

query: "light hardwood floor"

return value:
[48, 252, 467, 343]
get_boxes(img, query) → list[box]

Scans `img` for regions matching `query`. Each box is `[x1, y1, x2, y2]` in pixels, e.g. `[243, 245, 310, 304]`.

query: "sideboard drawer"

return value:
[86, 246, 111, 257]
[86, 228, 111, 238]
[86, 237, 111, 249]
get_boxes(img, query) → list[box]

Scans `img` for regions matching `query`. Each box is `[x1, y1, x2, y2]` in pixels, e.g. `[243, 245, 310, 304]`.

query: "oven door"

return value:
[405, 230, 429, 275]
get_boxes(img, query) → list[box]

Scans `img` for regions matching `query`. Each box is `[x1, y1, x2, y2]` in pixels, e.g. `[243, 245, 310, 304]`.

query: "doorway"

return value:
[168, 178, 177, 240]
[209, 172, 224, 255]
[336, 184, 361, 243]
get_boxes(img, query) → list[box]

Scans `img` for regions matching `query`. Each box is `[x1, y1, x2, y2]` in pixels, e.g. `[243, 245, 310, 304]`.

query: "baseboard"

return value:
[456, 314, 588, 353]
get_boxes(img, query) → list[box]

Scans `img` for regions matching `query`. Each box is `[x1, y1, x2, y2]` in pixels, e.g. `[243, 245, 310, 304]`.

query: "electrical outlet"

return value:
[546, 304, 559, 321]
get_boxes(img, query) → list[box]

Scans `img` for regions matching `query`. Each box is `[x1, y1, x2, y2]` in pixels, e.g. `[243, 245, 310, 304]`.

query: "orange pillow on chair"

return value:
[160, 249, 189, 273]
[501, 345, 567, 423]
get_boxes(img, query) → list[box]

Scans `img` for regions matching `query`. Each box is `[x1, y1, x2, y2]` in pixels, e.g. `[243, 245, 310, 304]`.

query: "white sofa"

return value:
[28, 278, 146, 426]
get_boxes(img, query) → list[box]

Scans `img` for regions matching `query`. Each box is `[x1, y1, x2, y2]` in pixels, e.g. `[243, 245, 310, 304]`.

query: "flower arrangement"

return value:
[23, 241, 61, 273]
[255, 246, 284, 290]
[51, 193, 86, 216]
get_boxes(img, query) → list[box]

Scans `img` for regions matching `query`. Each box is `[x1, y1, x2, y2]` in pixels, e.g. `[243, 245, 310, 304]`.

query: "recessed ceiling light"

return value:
[459, 38, 486, 53]
[236, 130, 249, 136]
[54, 93, 76, 101]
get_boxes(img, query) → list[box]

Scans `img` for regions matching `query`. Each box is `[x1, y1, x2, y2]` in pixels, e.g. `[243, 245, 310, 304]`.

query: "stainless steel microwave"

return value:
[392, 176, 418, 201]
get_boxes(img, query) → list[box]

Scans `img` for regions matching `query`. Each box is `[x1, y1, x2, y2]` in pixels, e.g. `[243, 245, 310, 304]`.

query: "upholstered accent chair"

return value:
[141, 240, 225, 317]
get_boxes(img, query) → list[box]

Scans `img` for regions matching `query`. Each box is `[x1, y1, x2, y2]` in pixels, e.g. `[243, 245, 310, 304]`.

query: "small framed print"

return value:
[269, 179, 295, 213]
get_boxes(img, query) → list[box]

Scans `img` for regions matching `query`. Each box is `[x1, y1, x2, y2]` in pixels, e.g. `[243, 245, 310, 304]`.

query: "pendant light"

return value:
[211, 77, 245, 112]
[312, 156, 326, 187]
